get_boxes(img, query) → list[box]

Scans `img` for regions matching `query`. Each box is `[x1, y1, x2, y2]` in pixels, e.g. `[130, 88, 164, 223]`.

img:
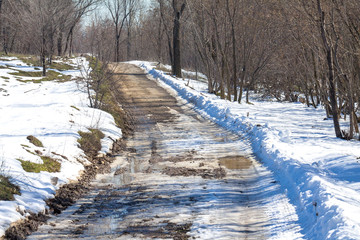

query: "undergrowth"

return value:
[49, 61, 75, 71]
[86, 56, 127, 130]
[0, 175, 21, 201]
[101, 93, 128, 130]
[18, 156, 61, 173]
[18, 136, 61, 173]
[10, 70, 71, 83]
[77, 128, 105, 157]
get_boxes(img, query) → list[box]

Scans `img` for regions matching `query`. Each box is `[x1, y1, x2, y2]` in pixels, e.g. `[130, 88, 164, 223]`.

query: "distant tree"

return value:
[64, 0, 99, 57]
[83, 16, 114, 61]
[106, 0, 136, 62]
[157, 0, 173, 65]
[23, 0, 61, 76]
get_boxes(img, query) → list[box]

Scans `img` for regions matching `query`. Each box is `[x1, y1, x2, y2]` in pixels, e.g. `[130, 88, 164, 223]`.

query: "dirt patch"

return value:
[149, 149, 202, 165]
[162, 167, 226, 179]
[114, 167, 126, 175]
[4, 213, 49, 240]
[219, 156, 252, 170]
[72, 224, 88, 235]
[120, 220, 192, 240]
[45, 148, 122, 215]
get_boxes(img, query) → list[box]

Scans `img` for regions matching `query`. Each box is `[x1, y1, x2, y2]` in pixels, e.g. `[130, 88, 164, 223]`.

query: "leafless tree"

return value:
[63, 0, 99, 56]
[106, 0, 136, 62]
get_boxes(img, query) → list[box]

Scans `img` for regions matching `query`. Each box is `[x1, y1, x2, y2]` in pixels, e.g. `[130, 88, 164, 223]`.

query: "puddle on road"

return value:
[218, 156, 252, 170]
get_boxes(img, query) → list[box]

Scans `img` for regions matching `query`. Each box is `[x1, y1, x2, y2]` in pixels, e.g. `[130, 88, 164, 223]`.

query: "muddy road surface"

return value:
[28, 63, 303, 239]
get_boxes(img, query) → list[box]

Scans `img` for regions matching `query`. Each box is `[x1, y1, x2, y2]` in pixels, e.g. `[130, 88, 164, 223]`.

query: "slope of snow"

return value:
[132, 61, 360, 240]
[0, 57, 121, 237]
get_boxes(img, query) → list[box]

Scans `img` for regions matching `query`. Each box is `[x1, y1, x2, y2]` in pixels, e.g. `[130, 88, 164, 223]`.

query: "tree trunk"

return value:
[64, 26, 74, 56]
[317, 0, 342, 138]
[42, 53, 46, 76]
[115, 33, 120, 62]
[2, 27, 8, 54]
[246, 87, 250, 104]
[238, 66, 246, 103]
[157, 16, 162, 61]
[172, 10, 182, 77]
[326, 50, 342, 138]
[69, 31, 73, 57]
[231, 28, 238, 102]
[57, 31, 63, 56]
[41, 27, 47, 76]
[171, 1, 185, 78]
[226, 0, 238, 102]
[127, 27, 131, 60]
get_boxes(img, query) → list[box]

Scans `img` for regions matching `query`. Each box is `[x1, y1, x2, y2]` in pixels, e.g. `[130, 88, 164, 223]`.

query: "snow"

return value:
[0, 56, 121, 237]
[132, 61, 360, 239]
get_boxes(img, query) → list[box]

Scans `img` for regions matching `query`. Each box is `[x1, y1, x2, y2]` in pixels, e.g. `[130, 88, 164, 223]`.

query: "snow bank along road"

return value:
[136, 61, 360, 239]
[0, 56, 121, 238]
[28, 63, 303, 239]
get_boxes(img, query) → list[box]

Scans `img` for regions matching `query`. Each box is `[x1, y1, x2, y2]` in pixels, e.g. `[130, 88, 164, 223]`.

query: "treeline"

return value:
[1, 0, 360, 140]
[0, 0, 98, 75]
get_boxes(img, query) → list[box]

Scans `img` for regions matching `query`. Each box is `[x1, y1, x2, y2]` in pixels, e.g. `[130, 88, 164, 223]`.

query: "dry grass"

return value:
[10, 70, 71, 83]
[27, 135, 44, 147]
[0, 175, 21, 201]
[18, 156, 61, 173]
[77, 129, 105, 157]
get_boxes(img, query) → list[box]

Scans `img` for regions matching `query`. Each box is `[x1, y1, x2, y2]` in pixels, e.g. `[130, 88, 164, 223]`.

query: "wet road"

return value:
[28, 63, 303, 239]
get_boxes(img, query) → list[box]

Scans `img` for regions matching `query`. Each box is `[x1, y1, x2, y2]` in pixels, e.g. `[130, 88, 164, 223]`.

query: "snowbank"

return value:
[133, 61, 360, 240]
[0, 56, 121, 236]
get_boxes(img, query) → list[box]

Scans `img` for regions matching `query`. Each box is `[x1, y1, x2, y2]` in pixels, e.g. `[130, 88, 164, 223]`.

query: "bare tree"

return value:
[21, 0, 63, 75]
[64, 0, 99, 57]
[106, 0, 136, 62]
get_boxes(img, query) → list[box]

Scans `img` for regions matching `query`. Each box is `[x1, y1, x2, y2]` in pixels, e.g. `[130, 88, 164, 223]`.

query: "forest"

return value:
[1, 0, 360, 140]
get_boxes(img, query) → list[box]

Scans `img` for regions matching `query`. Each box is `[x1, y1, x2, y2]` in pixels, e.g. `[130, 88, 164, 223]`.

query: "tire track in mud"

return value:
[27, 63, 303, 240]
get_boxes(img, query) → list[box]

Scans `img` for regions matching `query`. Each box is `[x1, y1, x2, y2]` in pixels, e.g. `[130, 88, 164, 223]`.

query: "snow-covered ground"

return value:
[0, 56, 121, 237]
[132, 61, 360, 240]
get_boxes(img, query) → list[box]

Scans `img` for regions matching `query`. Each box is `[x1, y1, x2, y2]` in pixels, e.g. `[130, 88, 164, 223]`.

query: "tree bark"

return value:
[57, 31, 63, 56]
[64, 26, 74, 56]
[172, 10, 181, 76]
[317, 0, 342, 138]
[171, 0, 185, 78]
[115, 32, 120, 62]
[127, 27, 131, 60]
[226, 0, 238, 102]
[42, 35, 47, 76]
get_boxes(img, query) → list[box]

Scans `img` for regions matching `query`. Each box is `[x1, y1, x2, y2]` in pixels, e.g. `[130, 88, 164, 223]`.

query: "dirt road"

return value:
[28, 63, 303, 239]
